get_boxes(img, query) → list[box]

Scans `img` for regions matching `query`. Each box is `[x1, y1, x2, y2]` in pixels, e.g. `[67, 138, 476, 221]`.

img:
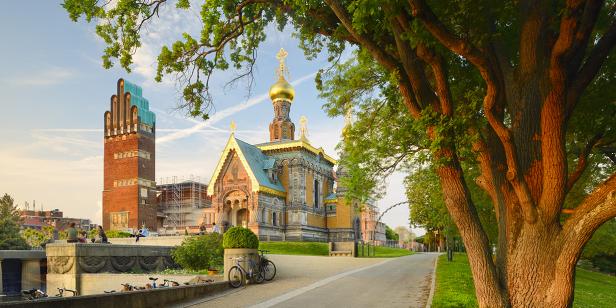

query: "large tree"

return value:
[64, 0, 616, 306]
[0, 194, 29, 250]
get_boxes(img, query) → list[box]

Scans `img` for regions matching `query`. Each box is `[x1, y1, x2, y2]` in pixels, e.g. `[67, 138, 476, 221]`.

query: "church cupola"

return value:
[268, 48, 295, 142]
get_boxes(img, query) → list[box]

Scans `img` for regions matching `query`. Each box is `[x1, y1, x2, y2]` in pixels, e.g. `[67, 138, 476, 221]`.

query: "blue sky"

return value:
[0, 1, 419, 235]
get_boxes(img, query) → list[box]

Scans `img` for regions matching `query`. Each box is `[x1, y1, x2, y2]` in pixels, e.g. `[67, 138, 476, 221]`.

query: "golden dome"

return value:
[269, 76, 295, 101]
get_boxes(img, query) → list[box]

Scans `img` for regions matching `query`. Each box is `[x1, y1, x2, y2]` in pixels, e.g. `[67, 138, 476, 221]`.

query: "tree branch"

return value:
[566, 133, 604, 193]
[567, 20, 616, 118]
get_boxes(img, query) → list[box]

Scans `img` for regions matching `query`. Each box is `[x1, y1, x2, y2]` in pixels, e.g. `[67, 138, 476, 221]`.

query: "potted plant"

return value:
[223, 227, 259, 282]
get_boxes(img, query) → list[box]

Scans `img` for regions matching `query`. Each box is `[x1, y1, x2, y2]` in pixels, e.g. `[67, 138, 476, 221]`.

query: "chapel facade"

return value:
[204, 49, 363, 242]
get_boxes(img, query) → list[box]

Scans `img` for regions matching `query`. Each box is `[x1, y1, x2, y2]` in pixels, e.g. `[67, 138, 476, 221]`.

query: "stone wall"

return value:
[46, 243, 178, 295]
[4, 281, 230, 308]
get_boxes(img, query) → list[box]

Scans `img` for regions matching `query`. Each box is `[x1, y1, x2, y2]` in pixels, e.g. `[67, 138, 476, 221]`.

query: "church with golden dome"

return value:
[201, 49, 375, 242]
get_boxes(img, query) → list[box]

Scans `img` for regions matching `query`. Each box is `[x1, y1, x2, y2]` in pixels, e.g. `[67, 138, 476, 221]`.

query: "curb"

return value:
[425, 254, 439, 308]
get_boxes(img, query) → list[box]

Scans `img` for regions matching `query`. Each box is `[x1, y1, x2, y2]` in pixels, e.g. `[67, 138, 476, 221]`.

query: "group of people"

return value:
[198, 222, 221, 235]
[66, 223, 108, 244]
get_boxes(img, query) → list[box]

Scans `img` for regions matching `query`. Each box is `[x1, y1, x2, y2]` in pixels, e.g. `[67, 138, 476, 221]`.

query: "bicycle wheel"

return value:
[228, 266, 244, 288]
[253, 267, 265, 284]
[262, 260, 277, 281]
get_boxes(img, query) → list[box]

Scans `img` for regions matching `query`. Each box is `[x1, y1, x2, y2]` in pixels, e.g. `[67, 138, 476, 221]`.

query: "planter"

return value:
[223, 248, 259, 282]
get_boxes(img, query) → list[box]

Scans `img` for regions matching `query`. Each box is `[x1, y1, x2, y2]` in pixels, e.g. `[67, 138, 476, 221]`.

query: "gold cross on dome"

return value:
[276, 48, 289, 78]
[230, 120, 237, 134]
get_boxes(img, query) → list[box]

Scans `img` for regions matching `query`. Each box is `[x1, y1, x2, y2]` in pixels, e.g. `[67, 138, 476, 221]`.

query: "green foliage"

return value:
[385, 225, 399, 241]
[432, 253, 616, 308]
[258, 241, 329, 256]
[222, 227, 259, 249]
[582, 219, 616, 274]
[358, 245, 414, 258]
[22, 228, 50, 248]
[105, 230, 132, 238]
[171, 234, 223, 271]
[0, 194, 29, 250]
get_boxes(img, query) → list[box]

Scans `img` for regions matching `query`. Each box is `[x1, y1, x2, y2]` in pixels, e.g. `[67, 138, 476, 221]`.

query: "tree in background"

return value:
[385, 225, 399, 241]
[64, 1, 616, 306]
[0, 194, 29, 250]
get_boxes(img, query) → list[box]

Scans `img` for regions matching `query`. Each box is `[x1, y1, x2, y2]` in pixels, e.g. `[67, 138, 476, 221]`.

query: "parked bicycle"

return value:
[21, 289, 48, 300]
[228, 256, 264, 288]
[161, 279, 180, 287]
[55, 287, 78, 297]
[258, 249, 277, 281]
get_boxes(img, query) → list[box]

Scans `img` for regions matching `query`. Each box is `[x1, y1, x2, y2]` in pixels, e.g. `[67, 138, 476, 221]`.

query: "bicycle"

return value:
[55, 287, 78, 297]
[258, 249, 277, 281]
[161, 279, 180, 287]
[228, 256, 264, 288]
[21, 289, 48, 300]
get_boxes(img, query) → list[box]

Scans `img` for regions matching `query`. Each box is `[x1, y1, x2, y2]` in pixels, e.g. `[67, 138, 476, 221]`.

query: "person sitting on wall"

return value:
[212, 222, 221, 234]
[66, 222, 78, 243]
[95, 225, 109, 243]
[78, 230, 88, 243]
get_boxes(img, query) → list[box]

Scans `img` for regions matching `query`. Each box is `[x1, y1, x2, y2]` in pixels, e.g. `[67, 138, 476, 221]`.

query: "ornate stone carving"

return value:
[110, 256, 136, 272]
[162, 256, 180, 269]
[139, 256, 161, 271]
[49, 256, 74, 274]
[78, 256, 108, 273]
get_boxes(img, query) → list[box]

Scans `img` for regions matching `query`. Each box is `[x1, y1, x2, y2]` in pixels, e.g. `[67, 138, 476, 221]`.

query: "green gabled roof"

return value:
[235, 138, 285, 192]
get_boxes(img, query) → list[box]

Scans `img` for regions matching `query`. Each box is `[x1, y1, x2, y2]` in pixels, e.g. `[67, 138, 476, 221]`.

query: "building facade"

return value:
[156, 178, 212, 234]
[20, 209, 92, 231]
[102, 79, 157, 231]
[204, 49, 376, 242]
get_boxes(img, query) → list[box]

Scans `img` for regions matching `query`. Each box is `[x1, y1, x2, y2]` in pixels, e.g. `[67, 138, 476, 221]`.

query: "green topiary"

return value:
[105, 230, 132, 238]
[223, 227, 259, 249]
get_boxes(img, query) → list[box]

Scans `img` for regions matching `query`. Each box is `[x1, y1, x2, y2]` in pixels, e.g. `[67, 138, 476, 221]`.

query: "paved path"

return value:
[180, 253, 437, 308]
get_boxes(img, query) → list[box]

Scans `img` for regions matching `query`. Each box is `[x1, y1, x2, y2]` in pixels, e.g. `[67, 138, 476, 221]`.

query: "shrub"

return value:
[223, 227, 259, 249]
[106, 230, 132, 238]
[171, 234, 223, 271]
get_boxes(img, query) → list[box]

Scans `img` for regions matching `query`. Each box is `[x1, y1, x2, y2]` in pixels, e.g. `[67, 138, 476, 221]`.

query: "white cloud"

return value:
[7, 67, 76, 86]
[156, 72, 317, 144]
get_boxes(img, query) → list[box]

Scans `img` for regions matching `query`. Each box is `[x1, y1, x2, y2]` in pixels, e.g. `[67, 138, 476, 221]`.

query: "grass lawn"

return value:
[259, 241, 329, 256]
[431, 253, 616, 308]
[358, 245, 415, 258]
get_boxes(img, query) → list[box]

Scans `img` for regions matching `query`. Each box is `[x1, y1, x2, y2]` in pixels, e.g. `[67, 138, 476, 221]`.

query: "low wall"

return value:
[0, 250, 47, 295]
[108, 236, 187, 247]
[77, 273, 221, 295]
[328, 242, 357, 257]
[46, 243, 179, 295]
[0, 281, 230, 308]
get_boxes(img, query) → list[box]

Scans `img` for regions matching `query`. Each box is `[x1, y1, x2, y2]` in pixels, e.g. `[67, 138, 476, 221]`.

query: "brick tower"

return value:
[102, 78, 157, 231]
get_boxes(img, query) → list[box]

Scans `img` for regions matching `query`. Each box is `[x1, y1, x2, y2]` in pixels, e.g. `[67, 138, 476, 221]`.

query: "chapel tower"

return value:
[102, 79, 157, 231]
[268, 48, 296, 141]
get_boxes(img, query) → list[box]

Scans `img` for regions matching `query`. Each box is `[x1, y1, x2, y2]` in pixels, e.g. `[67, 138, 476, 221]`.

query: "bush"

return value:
[106, 230, 132, 238]
[223, 227, 259, 249]
[171, 234, 223, 271]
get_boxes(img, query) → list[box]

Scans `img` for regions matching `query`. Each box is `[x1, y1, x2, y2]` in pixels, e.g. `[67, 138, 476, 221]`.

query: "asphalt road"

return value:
[263, 253, 437, 308]
[182, 253, 437, 308]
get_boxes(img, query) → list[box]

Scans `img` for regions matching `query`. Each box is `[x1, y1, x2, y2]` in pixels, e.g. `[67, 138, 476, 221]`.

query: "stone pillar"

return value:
[21, 259, 43, 291]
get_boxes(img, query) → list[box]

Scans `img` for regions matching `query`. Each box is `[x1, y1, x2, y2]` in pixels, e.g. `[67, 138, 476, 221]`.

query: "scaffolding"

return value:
[157, 175, 210, 231]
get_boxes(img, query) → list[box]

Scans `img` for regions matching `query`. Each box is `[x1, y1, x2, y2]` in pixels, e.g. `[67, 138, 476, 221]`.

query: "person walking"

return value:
[66, 222, 78, 243]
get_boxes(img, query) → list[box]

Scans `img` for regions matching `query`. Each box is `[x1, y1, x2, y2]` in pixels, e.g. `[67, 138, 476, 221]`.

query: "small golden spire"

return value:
[299, 115, 309, 141]
[230, 120, 237, 134]
[276, 48, 289, 79]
